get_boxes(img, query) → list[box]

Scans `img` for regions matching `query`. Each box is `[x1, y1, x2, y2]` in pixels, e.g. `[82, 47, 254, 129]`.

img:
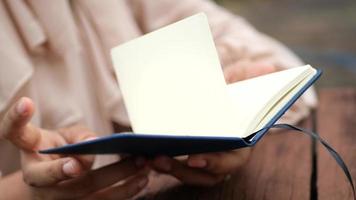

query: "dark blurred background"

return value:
[216, 0, 356, 88]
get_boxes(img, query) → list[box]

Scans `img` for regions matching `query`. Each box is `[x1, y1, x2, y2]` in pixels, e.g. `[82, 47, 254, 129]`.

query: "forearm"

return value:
[0, 171, 31, 200]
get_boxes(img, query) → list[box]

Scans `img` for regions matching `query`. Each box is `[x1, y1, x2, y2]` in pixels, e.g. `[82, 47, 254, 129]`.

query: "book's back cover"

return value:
[40, 134, 248, 157]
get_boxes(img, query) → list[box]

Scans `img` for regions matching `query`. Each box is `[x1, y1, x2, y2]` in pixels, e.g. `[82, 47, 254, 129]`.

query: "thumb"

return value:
[0, 97, 40, 151]
[23, 157, 84, 186]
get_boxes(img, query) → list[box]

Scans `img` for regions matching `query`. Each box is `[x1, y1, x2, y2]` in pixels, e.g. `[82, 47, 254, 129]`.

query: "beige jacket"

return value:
[0, 0, 316, 178]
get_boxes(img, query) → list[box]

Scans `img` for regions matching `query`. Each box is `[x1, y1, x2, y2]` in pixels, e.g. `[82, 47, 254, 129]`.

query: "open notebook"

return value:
[40, 13, 321, 156]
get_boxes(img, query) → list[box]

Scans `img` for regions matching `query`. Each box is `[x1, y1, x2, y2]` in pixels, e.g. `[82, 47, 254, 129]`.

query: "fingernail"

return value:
[84, 137, 98, 142]
[155, 157, 171, 172]
[135, 157, 146, 168]
[188, 159, 207, 168]
[16, 98, 27, 115]
[63, 159, 80, 177]
[138, 177, 148, 188]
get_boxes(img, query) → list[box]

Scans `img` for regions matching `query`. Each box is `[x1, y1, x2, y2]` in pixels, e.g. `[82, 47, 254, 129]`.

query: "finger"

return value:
[245, 63, 277, 79]
[73, 138, 96, 170]
[0, 97, 40, 151]
[65, 158, 146, 196]
[223, 62, 247, 83]
[74, 154, 95, 170]
[152, 156, 223, 186]
[88, 174, 149, 200]
[224, 61, 278, 83]
[23, 157, 83, 187]
[187, 149, 251, 174]
[58, 126, 98, 169]
[58, 125, 97, 144]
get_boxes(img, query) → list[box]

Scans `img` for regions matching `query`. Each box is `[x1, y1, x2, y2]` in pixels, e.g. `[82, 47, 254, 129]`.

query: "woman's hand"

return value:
[0, 97, 149, 199]
[223, 60, 278, 84]
[151, 148, 250, 186]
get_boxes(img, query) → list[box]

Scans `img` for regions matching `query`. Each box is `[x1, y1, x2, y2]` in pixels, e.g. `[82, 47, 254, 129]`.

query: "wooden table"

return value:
[317, 89, 356, 200]
[142, 88, 356, 200]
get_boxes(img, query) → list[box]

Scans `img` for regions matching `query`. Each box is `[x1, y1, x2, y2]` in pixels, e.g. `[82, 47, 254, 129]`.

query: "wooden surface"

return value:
[317, 89, 356, 200]
[142, 88, 356, 200]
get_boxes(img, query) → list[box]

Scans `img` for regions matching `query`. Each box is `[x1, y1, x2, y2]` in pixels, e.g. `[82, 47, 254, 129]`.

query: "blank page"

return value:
[111, 13, 240, 137]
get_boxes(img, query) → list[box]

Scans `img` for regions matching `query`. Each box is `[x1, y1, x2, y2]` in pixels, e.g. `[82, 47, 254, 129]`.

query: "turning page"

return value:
[111, 13, 240, 137]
